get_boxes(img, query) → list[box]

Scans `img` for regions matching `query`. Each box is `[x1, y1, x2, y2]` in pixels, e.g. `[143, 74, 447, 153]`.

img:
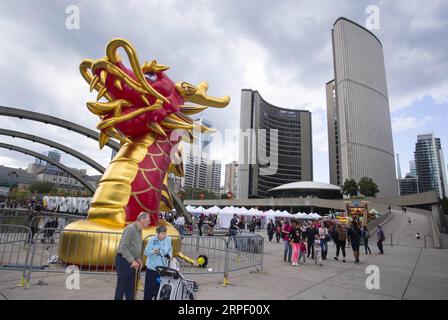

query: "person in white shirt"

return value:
[318, 223, 329, 260]
[174, 214, 185, 235]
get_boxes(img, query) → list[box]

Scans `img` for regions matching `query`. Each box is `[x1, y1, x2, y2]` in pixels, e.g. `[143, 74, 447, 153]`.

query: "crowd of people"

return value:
[264, 217, 386, 266]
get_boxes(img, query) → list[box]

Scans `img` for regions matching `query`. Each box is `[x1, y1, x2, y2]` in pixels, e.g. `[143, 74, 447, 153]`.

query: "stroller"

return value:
[156, 258, 199, 300]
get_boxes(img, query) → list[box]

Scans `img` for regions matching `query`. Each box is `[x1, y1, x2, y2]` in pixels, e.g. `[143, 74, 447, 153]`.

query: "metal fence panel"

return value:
[0, 224, 32, 280]
[177, 236, 228, 274]
[0, 226, 265, 284]
[227, 234, 264, 272]
[27, 228, 123, 281]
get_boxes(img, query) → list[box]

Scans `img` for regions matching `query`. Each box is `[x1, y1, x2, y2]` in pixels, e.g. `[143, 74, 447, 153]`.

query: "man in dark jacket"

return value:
[267, 219, 275, 242]
[229, 214, 239, 237]
[305, 223, 317, 259]
[347, 222, 362, 263]
[249, 217, 256, 233]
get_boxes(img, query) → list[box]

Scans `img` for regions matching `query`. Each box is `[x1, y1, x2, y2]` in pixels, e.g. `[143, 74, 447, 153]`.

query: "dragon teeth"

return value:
[100, 70, 107, 84]
[90, 75, 99, 92]
[113, 79, 123, 90]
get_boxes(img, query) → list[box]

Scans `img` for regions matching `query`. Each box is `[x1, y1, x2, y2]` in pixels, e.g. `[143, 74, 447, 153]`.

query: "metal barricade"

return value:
[227, 233, 264, 273]
[0, 224, 33, 285]
[31, 213, 85, 230]
[10, 227, 265, 287]
[178, 236, 228, 274]
[26, 228, 123, 282]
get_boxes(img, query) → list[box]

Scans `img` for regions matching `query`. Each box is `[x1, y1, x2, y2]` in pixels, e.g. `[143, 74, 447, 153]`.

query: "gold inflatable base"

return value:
[58, 219, 181, 268]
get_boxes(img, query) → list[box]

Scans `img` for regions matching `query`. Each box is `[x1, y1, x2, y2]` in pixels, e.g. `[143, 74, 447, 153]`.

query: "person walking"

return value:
[114, 212, 150, 300]
[267, 219, 275, 242]
[249, 216, 256, 233]
[143, 225, 173, 300]
[314, 238, 322, 266]
[238, 217, 246, 230]
[198, 214, 205, 236]
[305, 223, 317, 259]
[318, 223, 329, 260]
[299, 239, 307, 264]
[41, 215, 58, 244]
[333, 224, 347, 263]
[174, 214, 185, 236]
[407, 217, 412, 225]
[282, 220, 293, 262]
[275, 220, 282, 243]
[229, 214, 239, 237]
[377, 224, 385, 254]
[289, 221, 301, 266]
[362, 225, 372, 254]
[347, 222, 362, 263]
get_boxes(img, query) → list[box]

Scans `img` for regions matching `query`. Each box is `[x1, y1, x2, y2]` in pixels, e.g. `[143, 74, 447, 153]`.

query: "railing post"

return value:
[390, 233, 393, 246]
[195, 234, 200, 253]
[424, 235, 427, 249]
[221, 236, 230, 286]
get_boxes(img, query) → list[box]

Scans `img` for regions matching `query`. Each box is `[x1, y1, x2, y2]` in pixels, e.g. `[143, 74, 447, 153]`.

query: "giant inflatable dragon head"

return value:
[79, 38, 230, 146]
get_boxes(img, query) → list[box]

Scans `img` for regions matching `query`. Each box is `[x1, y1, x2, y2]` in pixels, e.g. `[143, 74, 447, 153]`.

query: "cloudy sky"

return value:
[0, 0, 447, 185]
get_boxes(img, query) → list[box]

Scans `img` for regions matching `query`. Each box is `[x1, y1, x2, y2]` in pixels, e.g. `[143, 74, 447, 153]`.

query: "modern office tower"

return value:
[182, 117, 213, 190]
[399, 174, 419, 196]
[191, 117, 213, 160]
[184, 154, 208, 189]
[238, 89, 313, 199]
[327, 17, 398, 197]
[35, 149, 62, 171]
[224, 161, 239, 198]
[414, 134, 448, 199]
[409, 160, 417, 178]
[206, 160, 222, 195]
[396, 154, 402, 179]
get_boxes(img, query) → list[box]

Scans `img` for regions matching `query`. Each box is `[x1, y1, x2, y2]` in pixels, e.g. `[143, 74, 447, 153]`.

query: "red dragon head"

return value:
[79, 38, 230, 147]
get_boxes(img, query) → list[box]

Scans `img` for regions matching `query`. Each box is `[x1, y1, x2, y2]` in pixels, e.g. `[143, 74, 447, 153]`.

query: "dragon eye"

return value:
[145, 72, 157, 82]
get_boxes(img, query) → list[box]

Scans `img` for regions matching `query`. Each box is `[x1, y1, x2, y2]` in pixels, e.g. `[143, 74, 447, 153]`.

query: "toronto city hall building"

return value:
[326, 17, 398, 197]
[238, 89, 313, 199]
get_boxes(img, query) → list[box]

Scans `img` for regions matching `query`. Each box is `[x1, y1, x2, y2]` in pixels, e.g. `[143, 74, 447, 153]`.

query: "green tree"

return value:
[358, 177, 379, 197]
[341, 179, 358, 197]
[8, 190, 32, 202]
[29, 181, 57, 194]
[180, 187, 218, 200]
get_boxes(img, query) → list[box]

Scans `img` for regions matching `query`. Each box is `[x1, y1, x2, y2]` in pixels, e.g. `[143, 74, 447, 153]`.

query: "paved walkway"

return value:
[0, 209, 447, 300]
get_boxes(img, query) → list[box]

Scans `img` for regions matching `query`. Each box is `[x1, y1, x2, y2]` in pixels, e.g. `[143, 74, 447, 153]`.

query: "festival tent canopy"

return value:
[247, 207, 263, 216]
[189, 206, 206, 214]
[216, 206, 238, 228]
[205, 205, 221, 214]
[220, 206, 235, 214]
[281, 210, 291, 217]
[238, 207, 249, 214]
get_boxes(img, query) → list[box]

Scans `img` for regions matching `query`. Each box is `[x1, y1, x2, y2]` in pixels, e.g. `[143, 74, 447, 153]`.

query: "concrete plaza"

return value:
[0, 209, 447, 300]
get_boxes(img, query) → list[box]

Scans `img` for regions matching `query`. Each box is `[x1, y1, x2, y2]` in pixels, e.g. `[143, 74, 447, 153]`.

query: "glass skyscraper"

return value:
[414, 134, 448, 199]
[238, 89, 313, 199]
